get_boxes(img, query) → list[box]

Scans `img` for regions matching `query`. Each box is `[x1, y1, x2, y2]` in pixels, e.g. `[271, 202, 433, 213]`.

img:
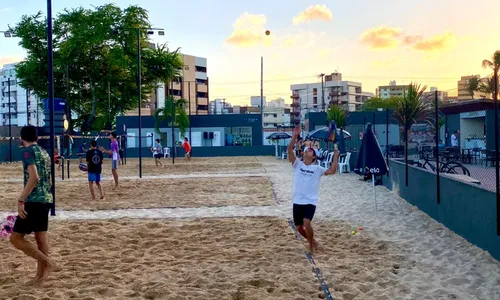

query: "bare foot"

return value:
[26, 276, 42, 286]
[100, 196, 105, 200]
[113, 185, 118, 190]
[40, 262, 59, 281]
[91, 197, 96, 201]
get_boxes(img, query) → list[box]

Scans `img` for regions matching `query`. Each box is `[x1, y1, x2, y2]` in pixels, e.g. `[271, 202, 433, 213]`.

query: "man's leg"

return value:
[96, 183, 105, 199]
[111, 161, 119, 189]
[303, 218, 315, 254]
[34, 232, 53, 281]
[88, 182, 96, 200]
[10, 233, 55, 276]
[297, 225, 307, 239]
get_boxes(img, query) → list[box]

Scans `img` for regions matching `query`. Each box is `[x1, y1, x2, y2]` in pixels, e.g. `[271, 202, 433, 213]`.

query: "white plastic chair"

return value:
[338, 152, 351, 173]
[320, 152, 333, 168]
[163, 147, 170, 158]
[281, 151, 287, 160]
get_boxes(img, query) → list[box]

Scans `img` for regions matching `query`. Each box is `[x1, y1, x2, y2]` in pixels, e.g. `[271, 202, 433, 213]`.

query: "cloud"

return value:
[403, 35, 423, 45]
[225, 13, 274, 47]
[293, 4, 333, 25]
[412, 32, 456, 52]
[360, 25, 402, 50]
[0, 55, 24, 66]
[0, 7, 11, 13]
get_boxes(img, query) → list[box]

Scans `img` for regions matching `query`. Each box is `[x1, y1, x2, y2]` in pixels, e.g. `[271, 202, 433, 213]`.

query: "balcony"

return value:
[290, 93, 300, 99]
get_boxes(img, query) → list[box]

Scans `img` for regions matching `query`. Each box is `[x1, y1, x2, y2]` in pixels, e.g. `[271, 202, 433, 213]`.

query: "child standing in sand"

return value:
[99, 132, 120, 189]
[182, 137, 191, 162]
[86, 140, 105, 200]
[287, 126, 339, 255]
[10, 125, 58, 284]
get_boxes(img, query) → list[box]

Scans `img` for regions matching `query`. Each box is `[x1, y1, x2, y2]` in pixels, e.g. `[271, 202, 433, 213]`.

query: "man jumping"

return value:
[287, 126, 339, 255]
[10, 125, 58, 284]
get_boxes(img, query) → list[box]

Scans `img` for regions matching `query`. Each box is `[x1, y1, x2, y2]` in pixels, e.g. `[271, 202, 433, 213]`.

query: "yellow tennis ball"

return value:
[351, 231, 357, 235]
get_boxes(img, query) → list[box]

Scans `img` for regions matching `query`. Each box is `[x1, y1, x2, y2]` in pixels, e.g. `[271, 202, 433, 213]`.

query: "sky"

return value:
[1, 0, 499, 105]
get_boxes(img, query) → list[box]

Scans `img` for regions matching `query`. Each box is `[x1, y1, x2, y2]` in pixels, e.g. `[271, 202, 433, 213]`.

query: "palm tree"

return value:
[482, 50, 500, 101]
[393, 83, 431, 186]
[326, 104, 349, 128]
[466, 77, 480, 99]
[479, 76, 499, 98]
[153, 95, 190, 138]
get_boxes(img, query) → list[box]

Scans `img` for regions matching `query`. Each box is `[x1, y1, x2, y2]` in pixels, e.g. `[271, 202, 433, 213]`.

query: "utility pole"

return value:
[7, 77, 12, 162]
[319, 73, 325, 111]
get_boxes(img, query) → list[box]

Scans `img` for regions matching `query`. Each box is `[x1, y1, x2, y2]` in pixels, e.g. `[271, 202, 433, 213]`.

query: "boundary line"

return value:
[287, 218, 334, 300]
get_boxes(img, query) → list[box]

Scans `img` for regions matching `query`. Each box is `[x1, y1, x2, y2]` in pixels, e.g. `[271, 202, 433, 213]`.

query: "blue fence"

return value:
[384, 158, 500, 261]
[123, 145, 276, 158]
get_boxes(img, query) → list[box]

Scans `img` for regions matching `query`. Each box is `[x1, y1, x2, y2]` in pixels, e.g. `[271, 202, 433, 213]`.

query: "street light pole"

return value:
[47, 0, 56, 216]
[7, 78, 12, 162]
[137, 28, 143, 178]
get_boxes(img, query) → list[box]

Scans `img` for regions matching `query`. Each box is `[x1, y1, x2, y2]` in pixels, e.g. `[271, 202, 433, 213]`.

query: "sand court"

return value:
[0, 176, 275, 211]
[0, 217, 335, 300]
[0, 157, 265, 181]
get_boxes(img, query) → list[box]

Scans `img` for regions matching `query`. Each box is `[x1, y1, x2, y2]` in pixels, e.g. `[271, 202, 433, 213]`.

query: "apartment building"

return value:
[130, 54, 209, 116]
[290, 72, 372, 116]
[376, 81, 409, 99]
[457, 75, 485, 100]
[209, 98, 232, 114]
[250, 96, 266, 108]
[263, 107, 291, 129]
[1, 63, 43, 129]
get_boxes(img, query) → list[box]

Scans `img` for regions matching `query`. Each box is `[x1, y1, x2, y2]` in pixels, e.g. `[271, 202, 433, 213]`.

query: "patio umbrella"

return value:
[267, 132, 292, 158]
[354, 123, 388, 211]
[307, 127, 351, 141]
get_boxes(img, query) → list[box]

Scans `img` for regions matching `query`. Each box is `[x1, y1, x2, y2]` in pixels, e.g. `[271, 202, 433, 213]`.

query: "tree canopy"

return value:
[362, 97, 400, 111]
[153, 96, 189, 138]
[11, 4, 183, 131]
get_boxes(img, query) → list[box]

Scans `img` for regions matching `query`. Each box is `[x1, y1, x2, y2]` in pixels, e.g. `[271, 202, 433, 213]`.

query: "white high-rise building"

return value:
[267, 97, 285, 108]
[290, 72, 373, 113]
[1, 63, 43, 128]
[250, 96, 266, 108]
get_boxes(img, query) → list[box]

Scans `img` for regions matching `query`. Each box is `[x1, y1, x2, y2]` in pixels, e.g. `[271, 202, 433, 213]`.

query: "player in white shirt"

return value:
[287, 126, 340, 254]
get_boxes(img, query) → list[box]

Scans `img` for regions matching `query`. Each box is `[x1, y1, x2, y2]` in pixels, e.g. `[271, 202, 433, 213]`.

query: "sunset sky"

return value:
[1, 0, 499, 105]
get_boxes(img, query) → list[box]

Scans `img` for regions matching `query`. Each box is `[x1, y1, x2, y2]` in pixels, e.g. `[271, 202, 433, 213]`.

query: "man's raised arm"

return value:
[288, 126, 301, 164]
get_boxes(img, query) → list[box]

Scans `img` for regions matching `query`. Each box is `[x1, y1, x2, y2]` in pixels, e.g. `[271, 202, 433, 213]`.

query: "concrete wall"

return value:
[384, 159, 500, 261]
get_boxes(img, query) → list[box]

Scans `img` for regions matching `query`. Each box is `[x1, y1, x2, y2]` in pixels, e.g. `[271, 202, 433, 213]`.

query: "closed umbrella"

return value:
[355, 123, 388, 211]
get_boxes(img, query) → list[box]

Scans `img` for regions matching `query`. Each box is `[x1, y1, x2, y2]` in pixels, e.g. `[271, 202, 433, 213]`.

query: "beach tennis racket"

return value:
[329, 121, 337, 142]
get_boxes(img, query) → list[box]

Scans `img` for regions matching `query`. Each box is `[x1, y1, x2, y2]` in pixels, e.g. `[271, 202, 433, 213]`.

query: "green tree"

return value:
[326, 104, 349, 128]
[478, 76, 499, 98]
[466, 77, 480, 99]
[482, 50, 500, 102]
[393, 83, 432, 132]
[362, 97, 400, 111]
[153, 96, 190, 138]
[12, 4, 183, 131]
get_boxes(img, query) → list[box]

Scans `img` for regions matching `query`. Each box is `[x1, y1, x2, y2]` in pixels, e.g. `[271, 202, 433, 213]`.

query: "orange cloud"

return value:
[225, 13, 273, 47]
[403, 35, 423, 45]
[360, 25, 402, 50]
[412, 32, 456, 52]
[293, 4, 333, 25]
[0, 55, 24, 66]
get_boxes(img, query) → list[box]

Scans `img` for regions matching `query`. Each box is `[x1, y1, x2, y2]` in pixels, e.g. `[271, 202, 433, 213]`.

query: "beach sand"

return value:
[0, 217, 334, 300]
[0, 155, 499, 299]
[0, 176, 275, 211]
[0, 157, 265, 181]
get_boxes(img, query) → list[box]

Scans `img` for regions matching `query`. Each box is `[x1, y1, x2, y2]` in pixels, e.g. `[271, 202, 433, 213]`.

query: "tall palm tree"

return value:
[393, 83, 431, 186]
[153, 95, 190, 138]
[482, 50, 500, 101]
[466, 77, 480, 99]
[479, 75, 499, 98]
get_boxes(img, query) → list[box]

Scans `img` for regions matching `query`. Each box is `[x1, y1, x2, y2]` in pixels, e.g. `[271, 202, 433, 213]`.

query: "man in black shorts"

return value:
[287, 126, 339, 255]
[10, 125, 57, 284]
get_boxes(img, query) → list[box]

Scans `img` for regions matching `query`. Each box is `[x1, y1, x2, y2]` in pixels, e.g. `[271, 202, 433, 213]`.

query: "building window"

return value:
[313, 88, 317, 95]
[195, 66, 207, 73]
[224, 126, 252, 146]
[196, 79, 208, 85]
[313, 97, 318, 104]
[196, 92, 208, 98]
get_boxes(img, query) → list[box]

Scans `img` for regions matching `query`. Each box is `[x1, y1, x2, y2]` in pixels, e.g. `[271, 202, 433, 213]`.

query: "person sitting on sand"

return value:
[10, 125, 58, 284]
[182, 137, 191, 162]
[86, 140, 105, 200]
[287, 126, 339, 255]
[99, 132, 120, 189]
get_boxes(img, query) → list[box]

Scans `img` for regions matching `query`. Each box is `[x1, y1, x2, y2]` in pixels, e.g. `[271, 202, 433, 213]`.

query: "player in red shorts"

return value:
[182, 137, 191, 162]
